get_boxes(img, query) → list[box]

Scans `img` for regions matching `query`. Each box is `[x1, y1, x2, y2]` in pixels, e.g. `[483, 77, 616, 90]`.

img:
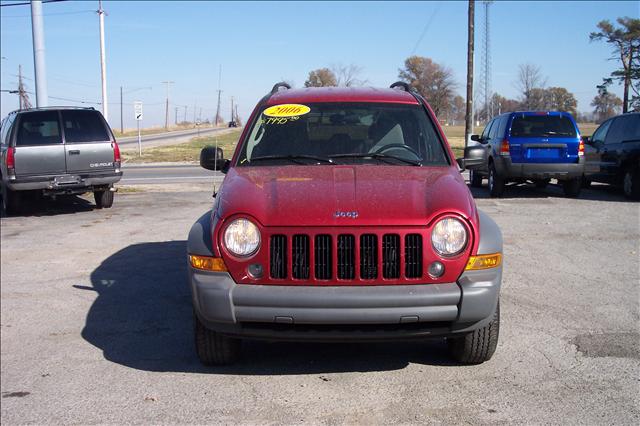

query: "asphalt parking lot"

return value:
[1, 181, 639, 424]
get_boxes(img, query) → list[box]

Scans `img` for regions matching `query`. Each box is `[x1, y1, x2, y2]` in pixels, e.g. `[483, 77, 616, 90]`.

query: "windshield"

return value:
[237, 102, 448, 166]
[510, 114, 577, 138]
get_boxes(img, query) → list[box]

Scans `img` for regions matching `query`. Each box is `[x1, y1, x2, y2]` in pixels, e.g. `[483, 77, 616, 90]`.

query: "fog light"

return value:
[248, 263, 264, 279]
[428, 261, 445, 278]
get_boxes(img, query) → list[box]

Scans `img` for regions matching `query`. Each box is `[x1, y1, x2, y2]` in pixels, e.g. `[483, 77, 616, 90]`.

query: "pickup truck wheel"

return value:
[562, 178, 581, 198]
[448, 301, 500, 364]
[469, 169, 483, 188]
[194, 311, 241, 365]
[488, 163, 505, 197]
[1, 185, 22, 216]
[623, 168, 640, 200]
[94, 190, 114, 209]
[534, 179, 550, 189]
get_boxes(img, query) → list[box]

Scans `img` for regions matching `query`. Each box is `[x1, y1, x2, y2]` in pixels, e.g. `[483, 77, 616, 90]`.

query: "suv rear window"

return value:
[61, 110, 110, 142]
[510, 115, 577, 138]
[239, 103, 448, 166]
[16, 111, 62, 146]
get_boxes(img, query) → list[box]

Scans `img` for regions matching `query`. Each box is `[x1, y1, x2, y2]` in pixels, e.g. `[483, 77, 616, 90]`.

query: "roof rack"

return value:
[270, 82, 291, 95]
[9, 106, 96, 114]
[390, 81, 413, 93]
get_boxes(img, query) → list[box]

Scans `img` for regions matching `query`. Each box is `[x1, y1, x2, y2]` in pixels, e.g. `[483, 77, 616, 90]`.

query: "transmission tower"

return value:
[477, 1, 493, 122]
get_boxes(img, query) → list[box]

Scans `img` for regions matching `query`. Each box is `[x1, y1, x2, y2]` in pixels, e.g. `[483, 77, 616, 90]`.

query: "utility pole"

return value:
[183, 105, 187, 123]
[215, 64, 222, 126]
[98, 0, 108, 120]
[18, 65, 32, 110]
[230, 96, 234, 123]
[464, 0, 475, 149]
[478, 1, 493, 122]
[161, 80, 174, 130]
[175, 106, 178, 125]
[30, 0, 48, 107]
[193, 102, 197, 124]
[120, 86, 123, 133]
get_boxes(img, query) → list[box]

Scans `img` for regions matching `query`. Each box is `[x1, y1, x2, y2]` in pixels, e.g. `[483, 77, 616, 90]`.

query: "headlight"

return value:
[431, 217, 468, 256]
[224, 218, 261, 257]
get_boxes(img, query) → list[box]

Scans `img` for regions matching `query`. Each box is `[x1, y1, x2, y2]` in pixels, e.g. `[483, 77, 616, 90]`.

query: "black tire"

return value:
[448, 301, 500, 364]
[622, 167, 640, 200]
[469, 169, 483, 188]
[1, 184, 22, 216]
[534, 179, 550, 189]
[562, 178, 581, 198]
[94, 189, 114, 209]
[488, 163, 505, 198]
[194, 311, 241, 366]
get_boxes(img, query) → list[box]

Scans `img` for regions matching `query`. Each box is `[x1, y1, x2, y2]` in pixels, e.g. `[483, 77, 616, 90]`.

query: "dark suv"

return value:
[187, 82, 503, 366]
[469, 111, 584, 197]
[0, 107, 122, 214]
[583, 112, 640, 199]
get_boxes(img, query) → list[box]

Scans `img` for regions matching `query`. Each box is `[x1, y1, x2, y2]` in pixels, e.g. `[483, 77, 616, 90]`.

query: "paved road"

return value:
[120, 163, 223, 185]
[117, 127, 231, 149]
[0, 184, 638, 424]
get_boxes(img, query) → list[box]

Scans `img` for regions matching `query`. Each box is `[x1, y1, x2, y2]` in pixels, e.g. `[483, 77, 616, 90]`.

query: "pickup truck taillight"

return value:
[499, 139, 510, 156]
[578, 138, 584, 156]
[112, 140, 121, 171]
[6, 147, 16, 179]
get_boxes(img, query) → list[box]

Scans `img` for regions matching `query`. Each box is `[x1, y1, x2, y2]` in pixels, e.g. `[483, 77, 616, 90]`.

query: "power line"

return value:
[0, 9, 94, 18]
[0, 0, 67, 7]
[410, 3, 442, 56]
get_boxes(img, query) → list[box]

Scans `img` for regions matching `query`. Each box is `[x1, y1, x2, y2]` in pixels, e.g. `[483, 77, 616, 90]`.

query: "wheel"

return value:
[562, 178, 581, 198]
[469, 169, 483, 188]
[94, 189, 114, 209]
[622, 167, 640, 200]
[448, 301, 500, 364]
[194, 311, 241, 365]
[1, 184, 22, 216]
[488, 163, 505, 197]
[534, 179, 550, 189]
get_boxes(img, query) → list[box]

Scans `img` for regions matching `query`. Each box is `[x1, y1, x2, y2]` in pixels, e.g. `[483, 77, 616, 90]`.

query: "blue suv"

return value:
[468, 111, 584, 197]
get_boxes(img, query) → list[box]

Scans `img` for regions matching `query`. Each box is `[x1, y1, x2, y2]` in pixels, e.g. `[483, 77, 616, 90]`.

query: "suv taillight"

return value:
[578, 138, 584, 156]
[6, 147, 16, 178]
[500, 139, 510, 155]
[112, 140, 121, 171]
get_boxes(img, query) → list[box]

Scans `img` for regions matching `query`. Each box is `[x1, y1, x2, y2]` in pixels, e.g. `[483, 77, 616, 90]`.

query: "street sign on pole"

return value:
[134, 101, 143, 156]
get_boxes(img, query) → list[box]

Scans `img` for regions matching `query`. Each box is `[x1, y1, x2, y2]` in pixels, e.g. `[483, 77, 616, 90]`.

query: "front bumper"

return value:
[189, 266, 502, 341]
[8, 171, 123, 192]
[496, 157, 584, 180]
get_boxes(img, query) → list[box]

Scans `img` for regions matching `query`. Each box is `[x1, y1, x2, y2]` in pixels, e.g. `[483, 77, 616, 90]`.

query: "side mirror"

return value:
[456, 145, 487, 170]
[200, 146, 230, 173]
[582, 136, 591, 145]
[470, 134, 482, 142]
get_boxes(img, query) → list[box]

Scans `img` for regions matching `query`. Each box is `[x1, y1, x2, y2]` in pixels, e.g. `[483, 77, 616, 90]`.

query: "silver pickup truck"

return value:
[0, 107, 122, 215]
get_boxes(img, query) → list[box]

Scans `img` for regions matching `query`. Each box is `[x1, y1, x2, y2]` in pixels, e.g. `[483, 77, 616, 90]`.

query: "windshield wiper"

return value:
[249, 154, 333, 165]
[329, 153, 422, 166]
[542, 131, 573, 136]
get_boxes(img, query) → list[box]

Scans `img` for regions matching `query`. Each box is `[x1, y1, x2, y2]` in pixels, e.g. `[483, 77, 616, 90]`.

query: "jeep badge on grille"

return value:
[334, 210, 359, 218]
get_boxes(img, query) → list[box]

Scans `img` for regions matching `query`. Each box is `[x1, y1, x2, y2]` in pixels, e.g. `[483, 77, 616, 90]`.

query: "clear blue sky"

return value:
[1, 1, 638, 129]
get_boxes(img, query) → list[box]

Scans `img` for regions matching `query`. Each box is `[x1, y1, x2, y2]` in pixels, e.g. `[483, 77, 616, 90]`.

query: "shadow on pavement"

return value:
[1, 194, 96, 218]
[468, 180, 631, 202]
[81, 240, 456, 375]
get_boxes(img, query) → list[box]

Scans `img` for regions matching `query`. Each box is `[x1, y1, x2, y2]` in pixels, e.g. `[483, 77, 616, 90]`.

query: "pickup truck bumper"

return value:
[189, 266, 502, 341]
[7, 171, 122, 192]
[495, 156, 584, 180]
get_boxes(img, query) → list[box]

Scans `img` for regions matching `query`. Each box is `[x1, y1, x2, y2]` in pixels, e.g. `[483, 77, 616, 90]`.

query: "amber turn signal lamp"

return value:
[465, 253, 502, 270]
[189, 255, 228, 272]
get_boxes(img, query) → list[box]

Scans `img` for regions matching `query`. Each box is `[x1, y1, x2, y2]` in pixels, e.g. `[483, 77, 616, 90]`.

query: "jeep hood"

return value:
[216, 165, 476, 227]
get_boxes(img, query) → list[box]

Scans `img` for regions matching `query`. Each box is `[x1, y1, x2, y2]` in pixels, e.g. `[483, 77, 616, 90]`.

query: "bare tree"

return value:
[515, 63, 547, 109]
[398, 56, 458, 117]
[304, 68, 337, 87]
[331, 64, 368, 87]
[590, 17, 640, 113]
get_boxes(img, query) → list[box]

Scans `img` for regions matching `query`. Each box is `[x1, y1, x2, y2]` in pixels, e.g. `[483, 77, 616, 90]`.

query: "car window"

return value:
[488, 117, 503, 140]
[481, 120, 494, 140]
[16, 111, 62, 146]
[1, 117, 10, 145]
[509, 114, 577, 138]
[604, 114, 640, 145]
[496, 115, 508, 141]
[61, 110, 110, 143]
[591, 119, 612, 144]
[239, 102, 448, 166]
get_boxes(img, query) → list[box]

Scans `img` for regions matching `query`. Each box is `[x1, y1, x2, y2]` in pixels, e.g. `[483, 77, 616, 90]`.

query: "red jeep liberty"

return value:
[188, 82, 503, 365]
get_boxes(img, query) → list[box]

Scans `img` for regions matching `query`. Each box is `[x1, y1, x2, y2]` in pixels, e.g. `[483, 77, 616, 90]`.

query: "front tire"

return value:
[623, 167, 640, 200]
[562, 178, 581, 198]
[194, 311, 241, 365]
[488, 163, 505, 197]
[469, 169, 483, 188]
[94, 189, 114, 209]
[448, 302, 500, 364]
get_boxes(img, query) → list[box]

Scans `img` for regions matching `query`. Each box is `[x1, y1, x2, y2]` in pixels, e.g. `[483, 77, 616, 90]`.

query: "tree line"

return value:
[301, 16, 638, 124]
